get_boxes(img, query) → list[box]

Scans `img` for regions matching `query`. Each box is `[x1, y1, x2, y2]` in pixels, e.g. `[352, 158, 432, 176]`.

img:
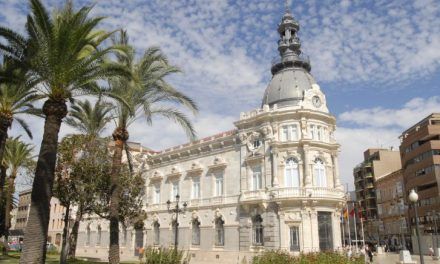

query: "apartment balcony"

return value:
[241, 189, 268, 204]
[364, 173, 373, 178]
[274, 187, 345, 201]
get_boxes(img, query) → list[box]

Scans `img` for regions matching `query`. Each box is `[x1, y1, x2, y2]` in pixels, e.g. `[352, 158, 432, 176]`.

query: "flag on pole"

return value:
[349, 208, 355, 217]
[343, 208, 349, 219]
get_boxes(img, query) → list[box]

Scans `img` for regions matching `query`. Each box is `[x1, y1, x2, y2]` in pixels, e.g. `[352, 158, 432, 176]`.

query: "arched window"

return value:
[86, 224, 91, 246]
[192, 219, 201, 245]
[153, 222, 160, 245]
[285, 158, 300, 187]
[215, 218, 224, 246]
[314, 158, 327, 187]
[96, 225, 102, 246]
[252, 215, 264, 246]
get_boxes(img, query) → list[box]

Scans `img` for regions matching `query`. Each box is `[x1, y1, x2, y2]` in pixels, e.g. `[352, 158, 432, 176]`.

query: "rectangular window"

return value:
[282, 125, 298, 141]
[154, 185, 161, 204]
[310, 125, 315, 139]
[192, 177, 201, 199]
[171, 181, 179, 201]
[252, 166, 262, 190]
[215, 172, 224, 196]
[290, 226, 300, 251]
[317, 126, 322, 140]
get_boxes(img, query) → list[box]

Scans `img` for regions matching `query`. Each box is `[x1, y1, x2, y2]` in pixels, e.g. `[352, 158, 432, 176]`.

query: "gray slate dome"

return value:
[262, 67, 316, 107]
[262, 8, 315, 108]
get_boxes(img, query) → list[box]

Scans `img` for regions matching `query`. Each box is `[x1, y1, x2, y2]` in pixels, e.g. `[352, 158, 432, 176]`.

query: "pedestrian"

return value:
[429, 246, 434, 257]
[367, 245, 373, 263]
[138, 246, 145, 263]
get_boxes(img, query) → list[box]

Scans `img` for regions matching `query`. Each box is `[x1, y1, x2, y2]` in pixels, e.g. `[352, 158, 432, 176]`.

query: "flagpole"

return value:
[347, 204, 352, 247]
[352, 201, 359, 253]
[359, 201, 366, 264]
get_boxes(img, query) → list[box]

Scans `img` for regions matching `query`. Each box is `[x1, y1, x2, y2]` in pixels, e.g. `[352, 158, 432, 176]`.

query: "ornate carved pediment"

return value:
[212, 208, 225, 223]
[260, 125, 273, 140]
[149, 170, 163, 183]
[284, 211, 302, 224]
[167, 166, 182, 180]
[208, 156, 227, 170]
[151, 213, 160, 225]
[186, 161, 203, 176]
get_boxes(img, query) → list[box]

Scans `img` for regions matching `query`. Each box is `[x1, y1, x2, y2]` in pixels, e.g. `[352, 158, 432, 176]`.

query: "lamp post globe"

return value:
[409, 189, 418, 203]
[409, 189, 424, 264]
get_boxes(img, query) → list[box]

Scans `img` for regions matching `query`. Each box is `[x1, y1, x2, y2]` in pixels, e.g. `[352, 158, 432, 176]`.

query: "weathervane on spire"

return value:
[284, 0, 291, 13]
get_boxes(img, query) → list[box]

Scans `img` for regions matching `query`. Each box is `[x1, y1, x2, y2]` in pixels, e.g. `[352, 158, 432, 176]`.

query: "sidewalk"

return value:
[373, 252, 440, 264]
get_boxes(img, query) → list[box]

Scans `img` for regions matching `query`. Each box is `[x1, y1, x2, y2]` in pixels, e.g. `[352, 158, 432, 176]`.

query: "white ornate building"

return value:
[75, 8, 345, 264]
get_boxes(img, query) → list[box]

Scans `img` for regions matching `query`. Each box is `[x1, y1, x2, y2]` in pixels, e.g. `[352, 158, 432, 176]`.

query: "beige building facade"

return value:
[375, 169, 408, 249]
[74, 8, 345, 263]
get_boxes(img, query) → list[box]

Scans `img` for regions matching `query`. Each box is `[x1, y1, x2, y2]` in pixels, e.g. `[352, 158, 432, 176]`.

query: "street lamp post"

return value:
[166, 195, 187, 251]
[432, 210, 439, 260]
[409, 189, 424, 264]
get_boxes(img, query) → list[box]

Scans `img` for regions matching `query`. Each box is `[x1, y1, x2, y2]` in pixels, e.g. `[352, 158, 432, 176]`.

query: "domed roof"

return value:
[261, 8, 315, 108]
[262, 67, 316, 107]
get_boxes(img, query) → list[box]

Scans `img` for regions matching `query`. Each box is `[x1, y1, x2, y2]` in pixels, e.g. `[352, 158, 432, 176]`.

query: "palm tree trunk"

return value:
[0, 118, 9, 168]
[19, 99, 67, 264]
[109, 135, 125, 264]
[3, 171, 16, 255]
[0, 122, 8, 205]
[60, 203, 70, 264]
[68, 206, 83, 259]
[0, 165, 6, 238]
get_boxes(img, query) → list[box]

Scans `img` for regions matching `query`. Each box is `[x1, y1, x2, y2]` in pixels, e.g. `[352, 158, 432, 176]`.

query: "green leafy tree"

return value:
[1, 137, 34, 255]
[106, 31, 198, 264]
[55, 98, 113, 263]
[0, 1, 129, 262]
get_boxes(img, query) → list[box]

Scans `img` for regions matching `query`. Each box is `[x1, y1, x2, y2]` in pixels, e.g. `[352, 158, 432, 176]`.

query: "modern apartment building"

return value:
[353, 148, 401, 242]
[400, 113, 440, 234]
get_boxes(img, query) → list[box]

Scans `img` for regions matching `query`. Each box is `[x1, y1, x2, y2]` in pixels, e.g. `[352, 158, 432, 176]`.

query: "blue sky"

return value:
[1, 0, 439, 191]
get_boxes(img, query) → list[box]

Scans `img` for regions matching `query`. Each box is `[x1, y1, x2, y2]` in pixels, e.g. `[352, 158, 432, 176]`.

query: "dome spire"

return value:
[271, 2, 311, 75]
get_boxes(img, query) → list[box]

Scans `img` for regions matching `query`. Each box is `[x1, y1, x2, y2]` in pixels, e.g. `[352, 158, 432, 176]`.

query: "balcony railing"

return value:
[271, 53, 310, 66]
[274, 187, 345, 200]
[241, 189, 268, 202]
[146, 195, 240, 211]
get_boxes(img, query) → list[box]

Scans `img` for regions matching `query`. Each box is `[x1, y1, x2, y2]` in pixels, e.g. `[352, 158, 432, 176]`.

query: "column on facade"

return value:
[278, 212, 288, 251]
[310, 210, 319, 252]
[303, 146, 311, 187]
[332, 153, 342, 189]
[332, 210, 342, 250]
[273, 150, 279, 187]
[240, 145, 249, 191]
[301, 210, 312, 252]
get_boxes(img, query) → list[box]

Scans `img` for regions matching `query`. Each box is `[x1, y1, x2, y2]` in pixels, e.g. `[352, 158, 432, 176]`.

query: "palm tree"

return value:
[0, 61, 40, 198]
[106, 31, 198, 264]
[65, 98, 113, 139]
[0, 1, 129, 262]
[2, 137, 34, 254]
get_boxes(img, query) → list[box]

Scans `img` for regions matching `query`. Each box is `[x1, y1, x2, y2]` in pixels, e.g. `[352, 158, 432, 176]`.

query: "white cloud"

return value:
[339, 96, 440, 129]
[337, 96, 440, 190]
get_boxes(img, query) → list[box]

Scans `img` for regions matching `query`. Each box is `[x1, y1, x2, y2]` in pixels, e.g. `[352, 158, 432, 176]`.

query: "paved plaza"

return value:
[372, 253, 440, 264]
